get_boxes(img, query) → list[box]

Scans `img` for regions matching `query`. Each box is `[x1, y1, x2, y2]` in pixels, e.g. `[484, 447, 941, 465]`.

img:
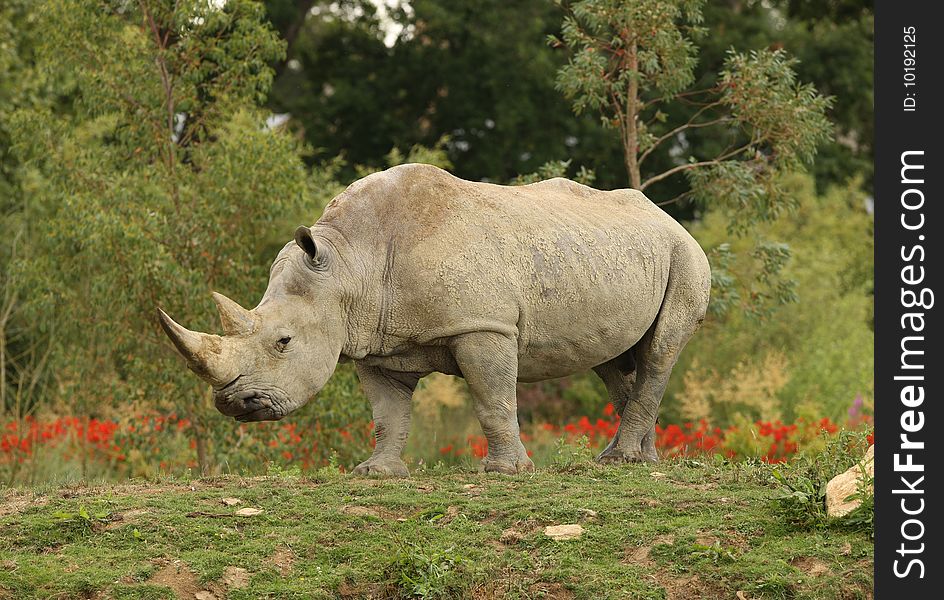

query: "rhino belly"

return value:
[514, 277, 665, 382]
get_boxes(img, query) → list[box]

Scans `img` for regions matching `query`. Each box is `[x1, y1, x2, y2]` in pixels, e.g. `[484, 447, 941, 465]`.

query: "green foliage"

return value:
[512, 159, 596, 186]
[1, 0, 873, 487]
[51, 505, 110, 529]
[355, 134, 454, 178]
[267, 0, 626, 187]
[770, 429, 872, 535]
[549, 434, 594, 472]
[3, 0, 339, 474]
[554, 0, 706, 115]
[690, 540, 738, 565]
[390, 541, 466, 598]
[666, 174, 874, 424]
[552, 0, 833, 318]
[771, 466, 827, 529]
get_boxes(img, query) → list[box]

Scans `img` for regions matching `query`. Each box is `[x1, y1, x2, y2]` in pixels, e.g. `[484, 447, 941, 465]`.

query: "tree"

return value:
[8, 0, 314, 473]
[266, 0, 626, 186]
[552, 0, 832, 316]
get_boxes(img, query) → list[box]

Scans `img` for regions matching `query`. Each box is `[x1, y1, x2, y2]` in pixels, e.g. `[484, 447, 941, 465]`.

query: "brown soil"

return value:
[148, 560, 202, 599]
[790, 556, 831, 577]
[265, 546, 295, 576]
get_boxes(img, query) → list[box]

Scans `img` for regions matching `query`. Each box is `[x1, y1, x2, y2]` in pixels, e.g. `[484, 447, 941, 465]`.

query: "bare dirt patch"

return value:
[652, 534, 676, 546]
[790, 556, 831, 577]
[265, 546, 295, 576]
[337, 579, 389, 599]
[148, 560, 254, 600]
[0, 492, 48, 517]
[694, 533, 719, 547]
[148, 560, 202, 599]
[623, 545, 655, 568]
[499, 528, 525, 545]
[221, 566, 250, 590]
[654, 573, 723, 600]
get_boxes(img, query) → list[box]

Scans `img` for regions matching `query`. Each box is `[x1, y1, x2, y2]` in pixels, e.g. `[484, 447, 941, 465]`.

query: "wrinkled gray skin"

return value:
[159, 164, 710, 476]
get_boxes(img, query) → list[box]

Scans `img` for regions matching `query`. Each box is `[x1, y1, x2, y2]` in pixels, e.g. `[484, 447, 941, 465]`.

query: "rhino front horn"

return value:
[157, 308, 208, 364]
[157, 308, 234, 387]
[212, 292, 256, 336]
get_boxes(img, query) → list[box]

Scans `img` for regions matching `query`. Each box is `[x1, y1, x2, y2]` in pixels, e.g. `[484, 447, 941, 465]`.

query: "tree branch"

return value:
[638, 102, 727, 165]
[639, 143, 753, 191]
[655, 190, 694, 207]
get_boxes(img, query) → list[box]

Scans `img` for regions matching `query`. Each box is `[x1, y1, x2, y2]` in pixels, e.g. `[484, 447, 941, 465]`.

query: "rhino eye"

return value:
[276, 336, 292, 352]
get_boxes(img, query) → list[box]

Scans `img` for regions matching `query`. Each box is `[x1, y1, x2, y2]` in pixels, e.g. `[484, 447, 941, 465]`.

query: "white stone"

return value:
[826, 445, 874, 518]
[544, 524, 584, 541]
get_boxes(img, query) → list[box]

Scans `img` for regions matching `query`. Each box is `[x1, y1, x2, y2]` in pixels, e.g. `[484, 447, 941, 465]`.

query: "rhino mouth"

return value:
[215, 374, 243, 392]
[233, 405, 284, 422]
[214, 385, 289, 422]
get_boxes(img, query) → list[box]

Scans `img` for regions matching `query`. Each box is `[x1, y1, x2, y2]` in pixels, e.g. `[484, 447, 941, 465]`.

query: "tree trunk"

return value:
[623, 43, 642, 189]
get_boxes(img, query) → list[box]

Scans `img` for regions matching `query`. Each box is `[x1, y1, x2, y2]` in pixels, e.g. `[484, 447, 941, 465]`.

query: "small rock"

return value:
[234, 507, 263, 517]
[220, 498, 241, 506]
[222, 566, 250, 590]
[826, 446, 874, 517]
[577, 508, 598, 518]
[650, 472, 667, 478]
[544, 524, 584, 541]
[195, 592, 217, 600]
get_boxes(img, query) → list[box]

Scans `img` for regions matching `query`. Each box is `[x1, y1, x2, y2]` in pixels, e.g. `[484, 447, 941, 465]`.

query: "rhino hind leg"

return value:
[450, 332, 534, 475]
[353, 364, 422, 477]
[597, 257, 709, 464]
[592, 349, 641, 460]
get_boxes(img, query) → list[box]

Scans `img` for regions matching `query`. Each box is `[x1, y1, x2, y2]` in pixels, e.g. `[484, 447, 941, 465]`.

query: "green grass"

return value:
[0, 459, 873, 599]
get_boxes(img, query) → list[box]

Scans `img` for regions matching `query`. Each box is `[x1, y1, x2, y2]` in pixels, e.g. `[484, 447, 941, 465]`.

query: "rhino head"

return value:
[157, 226, 346, 422]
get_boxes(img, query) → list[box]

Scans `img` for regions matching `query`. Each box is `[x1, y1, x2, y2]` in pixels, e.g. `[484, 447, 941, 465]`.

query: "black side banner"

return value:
[875, 2, 943, 596]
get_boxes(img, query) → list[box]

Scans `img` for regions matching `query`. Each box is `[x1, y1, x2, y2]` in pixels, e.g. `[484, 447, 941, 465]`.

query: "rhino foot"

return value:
[597, 447, 658, 464]
[482, 455, 535, 475]
[353, 457, 410, 478]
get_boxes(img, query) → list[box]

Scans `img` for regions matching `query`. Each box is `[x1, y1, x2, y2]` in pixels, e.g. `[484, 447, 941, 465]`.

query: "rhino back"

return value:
[317, 164, 703, 378]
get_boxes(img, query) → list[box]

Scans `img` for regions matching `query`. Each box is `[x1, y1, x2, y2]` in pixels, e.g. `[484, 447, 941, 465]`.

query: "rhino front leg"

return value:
[353, 364, 421, 477]
[451, 332, 534, 475]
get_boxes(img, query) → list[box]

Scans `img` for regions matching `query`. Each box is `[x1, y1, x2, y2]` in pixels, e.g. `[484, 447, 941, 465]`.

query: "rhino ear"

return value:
[294, 226, 327, 270]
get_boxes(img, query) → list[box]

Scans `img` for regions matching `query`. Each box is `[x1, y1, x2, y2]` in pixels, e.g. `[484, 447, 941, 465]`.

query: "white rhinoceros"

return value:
[159, 163, 710, 475]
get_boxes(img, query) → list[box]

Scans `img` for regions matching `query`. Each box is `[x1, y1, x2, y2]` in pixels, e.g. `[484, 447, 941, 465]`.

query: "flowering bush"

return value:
[436, 400, 872, 466]
[0, 412, 374, 482]
[1, 398, 873, 482]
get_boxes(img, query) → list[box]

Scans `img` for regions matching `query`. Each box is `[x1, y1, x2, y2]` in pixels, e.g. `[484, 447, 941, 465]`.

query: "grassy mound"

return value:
[0, 460, 873, 599]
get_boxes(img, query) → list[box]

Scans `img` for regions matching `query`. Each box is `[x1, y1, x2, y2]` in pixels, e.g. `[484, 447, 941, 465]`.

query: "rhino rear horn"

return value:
[212, 292, 256, 336]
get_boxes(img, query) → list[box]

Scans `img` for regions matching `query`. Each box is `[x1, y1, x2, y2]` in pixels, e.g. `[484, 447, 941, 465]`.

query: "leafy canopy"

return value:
[552, 0, 832, 317]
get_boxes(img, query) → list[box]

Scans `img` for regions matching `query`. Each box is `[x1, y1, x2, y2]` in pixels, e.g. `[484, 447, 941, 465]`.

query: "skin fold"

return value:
[159, 163, 711, 476]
